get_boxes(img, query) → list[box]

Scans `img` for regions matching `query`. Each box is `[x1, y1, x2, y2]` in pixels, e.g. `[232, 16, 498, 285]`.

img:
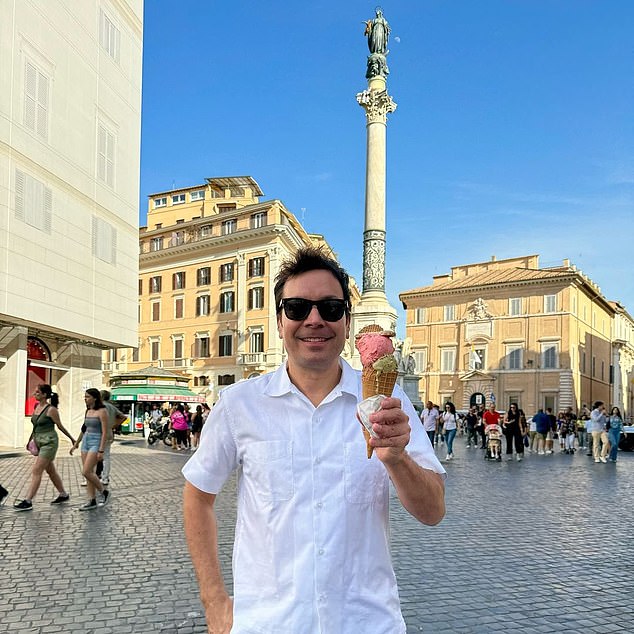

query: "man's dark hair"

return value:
[593, 400, 604, 409]
[274, 246, 351, 314]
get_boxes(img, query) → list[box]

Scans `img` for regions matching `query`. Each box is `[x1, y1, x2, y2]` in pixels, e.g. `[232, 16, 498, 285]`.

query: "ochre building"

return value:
[400, 255, 616, 416]
[106, 176, 359, 403]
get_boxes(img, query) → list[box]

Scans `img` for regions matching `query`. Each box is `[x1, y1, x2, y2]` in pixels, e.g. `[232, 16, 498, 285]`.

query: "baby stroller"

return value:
[484, 425, 502, 461]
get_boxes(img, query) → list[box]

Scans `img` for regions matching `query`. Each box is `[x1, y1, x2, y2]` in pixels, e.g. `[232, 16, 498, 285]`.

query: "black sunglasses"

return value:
[279, 298, 348, 322]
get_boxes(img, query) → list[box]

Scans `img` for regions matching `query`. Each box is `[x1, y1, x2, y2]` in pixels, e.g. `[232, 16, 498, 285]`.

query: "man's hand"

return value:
[203, 591, 233, 634]
[369, 397, 411, 465]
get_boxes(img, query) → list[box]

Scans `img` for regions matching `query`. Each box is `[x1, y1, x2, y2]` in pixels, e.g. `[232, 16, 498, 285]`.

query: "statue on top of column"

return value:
[364, 8, 390, 55]
[363, 8, 391, 80]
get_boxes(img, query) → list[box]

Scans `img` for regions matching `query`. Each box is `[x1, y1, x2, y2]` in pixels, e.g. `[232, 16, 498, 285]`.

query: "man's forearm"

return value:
[183, 482, 228, 604]
[385, 452, 445, 525]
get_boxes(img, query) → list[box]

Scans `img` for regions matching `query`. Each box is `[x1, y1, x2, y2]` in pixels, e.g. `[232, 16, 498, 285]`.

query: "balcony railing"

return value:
[238, 353, 267, 366]
[158, 358, 193, 370]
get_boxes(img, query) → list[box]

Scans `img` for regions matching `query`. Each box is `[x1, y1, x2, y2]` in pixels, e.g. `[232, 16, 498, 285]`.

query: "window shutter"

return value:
[15, 169, 25, 221]
[36, 72, 48, 139]
[43, 186, 52, 234]
[24, 62, 37, 131]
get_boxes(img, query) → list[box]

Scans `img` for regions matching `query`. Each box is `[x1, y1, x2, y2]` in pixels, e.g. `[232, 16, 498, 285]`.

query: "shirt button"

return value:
[315, 457, 321, 464]
[318, 548, 325, 555]
[316, 502, 323, 509]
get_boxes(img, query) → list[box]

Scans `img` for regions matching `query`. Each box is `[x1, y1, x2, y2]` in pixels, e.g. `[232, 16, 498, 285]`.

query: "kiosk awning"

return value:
[110, 386, 205, 403]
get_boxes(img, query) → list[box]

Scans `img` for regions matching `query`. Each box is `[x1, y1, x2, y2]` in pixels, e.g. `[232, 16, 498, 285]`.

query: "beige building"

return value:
[0, 1, 143, 446]
[400, 255, 615, 415]
[107, 176, 359, 403]
[611, 302, 634, 421]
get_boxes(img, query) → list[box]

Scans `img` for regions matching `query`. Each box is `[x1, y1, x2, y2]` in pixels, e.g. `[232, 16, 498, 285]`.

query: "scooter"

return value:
[146, 418, 173, 447]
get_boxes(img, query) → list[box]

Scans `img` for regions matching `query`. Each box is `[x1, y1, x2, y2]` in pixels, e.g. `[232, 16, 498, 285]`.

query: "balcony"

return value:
[238, 353, 267, 366]
[158, 358, 193, 370]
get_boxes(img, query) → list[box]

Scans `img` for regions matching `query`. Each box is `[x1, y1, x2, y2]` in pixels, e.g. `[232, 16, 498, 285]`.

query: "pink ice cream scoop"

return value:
[355, 326, 395, 365]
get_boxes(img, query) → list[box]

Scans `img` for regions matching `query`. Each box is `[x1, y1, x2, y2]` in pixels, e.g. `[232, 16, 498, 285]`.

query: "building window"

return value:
[507, 394, 521, 410]
[250, 212, 267, 228]
[138, 279, 143, 295]
[218, 204, 236, 213]
[190, 190, 205, 201]
[412, 349, 426, 373]
[173, 338, 184, 364]
[132, 347, 139, 362]
[571, 295, 577, 315]
[220, 291, 235, 313]
[601, 360, 605, 380]
[581, 349, 586, 373]
[440, 348, 456, 372]
[150, 276, 162, 293]
[174, 297, 184, 319]
[219, 335, 232, 357]
[470, 347, 486, 371]
[221, 219, 237, 235]
[250, 331, 264, 353]
[200, 224, 212, 238]
[24, 61, 49, 140]
[415, 308, 426, 324]
[220, 263, 234, 282]
[99, 9, 121, 62]
[194, 375, 209, 387]
[14, 169, 52, 234]
[151, 301, 160, 322]
[544, 294, 557, 313]
[443, 305, 455, 321]
[150, 339, 160, 361]
[542, 343, 558, 369]
[592, 356, 596, 377]
[509, 298, 521, 316]
[172, 193, 185, 205]
[197, 267, 211, 286]
[218, 374, 235, 386]
[169, 231, 185, 247]
[196, 336, 210, 358]
[543, 394, 557, 413]
[506, 345, 523, 370]
[97, 123, 115, 187]
[196, 295, 210, 317]
[150, 237, 163, 251]
[173, 271, 186, 290]
[154, 197, 167, 208]
[248, 287, 264, 310]
[248, 257, 265, 277]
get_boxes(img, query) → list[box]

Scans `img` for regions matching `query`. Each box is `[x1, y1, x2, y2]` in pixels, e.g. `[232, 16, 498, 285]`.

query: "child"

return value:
[485, 420, 503, 460]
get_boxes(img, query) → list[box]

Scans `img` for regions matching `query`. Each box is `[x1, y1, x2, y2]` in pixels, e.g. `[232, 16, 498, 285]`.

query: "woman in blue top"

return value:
[607, 407, 624, 462]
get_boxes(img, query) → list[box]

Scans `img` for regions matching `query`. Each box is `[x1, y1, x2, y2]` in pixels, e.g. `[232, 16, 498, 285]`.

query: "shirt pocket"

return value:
[244, 440, 294, 502]
[343, 442, 387, 504]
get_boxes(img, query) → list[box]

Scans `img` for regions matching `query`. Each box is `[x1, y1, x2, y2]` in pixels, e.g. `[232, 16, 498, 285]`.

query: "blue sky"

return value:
[140, 1, 634, 335]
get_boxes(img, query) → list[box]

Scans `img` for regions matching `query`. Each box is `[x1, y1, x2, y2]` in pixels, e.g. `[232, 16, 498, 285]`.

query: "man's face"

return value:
[277, 269, 350, 376]
[426, 401, 433, 410]
[489, 404, 496, 412]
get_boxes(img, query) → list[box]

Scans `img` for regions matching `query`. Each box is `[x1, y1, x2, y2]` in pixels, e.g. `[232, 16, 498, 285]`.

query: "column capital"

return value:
[356, 88, 397, 124]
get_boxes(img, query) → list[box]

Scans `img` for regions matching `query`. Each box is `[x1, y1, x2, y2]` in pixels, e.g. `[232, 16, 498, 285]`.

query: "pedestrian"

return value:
[527, 413, 538, 452]
[589, 401, 609, 464]
[465, 406, 479, 448]
[420, 400, 440, 447]
[556, 411, 566, 452]
[576, 413, 588, 451]
[98, 390, 127, 485]
[482, 403, 501, 450]
[532, 408, 550, 455]
[182, 246, 446, 633]
[561, 407, 577, 454]
[476, 404, 487, 448]
[170, 404, 189, 450]
[0, 483, 9, 506]
[441, 401, 459, 460]
[14, 384, 76, 511]
[545, 408, 557, 454]
[502, 403, 525, 461]
[607, 407, 624, 462]
[190, 404, 204, 450]
[71, 388, 109, 510]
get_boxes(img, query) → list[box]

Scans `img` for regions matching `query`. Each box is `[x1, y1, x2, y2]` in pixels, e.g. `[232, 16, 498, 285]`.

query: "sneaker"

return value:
[545, 450, 553, 455]
[516, 454, 522, 462]
[50, 493, 70, 505]
[594, 458, 600, 463]
[600, 457, 607, 463]
[0, 485, 8, 506]
[538, 450, 545, 455]
[14, 499, 33, 511]
[80, 480, 87, 487]
[99, 489, 109, 506]
[445, 454, 451, 461]
[79, 499, 98, 511]
[100, 478, 109, 486]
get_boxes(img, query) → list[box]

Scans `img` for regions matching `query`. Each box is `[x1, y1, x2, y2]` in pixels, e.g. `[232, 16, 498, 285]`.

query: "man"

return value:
[420, 400, 440, 447]
[589, 401, 609, 463]
[99, 390, 127, 486]
[532, 408, 550, 455]
[182, 247, 446, 633]
[482, 402, 500, 429]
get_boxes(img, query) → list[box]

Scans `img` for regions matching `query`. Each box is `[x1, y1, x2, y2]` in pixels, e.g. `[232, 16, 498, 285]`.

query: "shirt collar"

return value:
[264, 358, 360, 400]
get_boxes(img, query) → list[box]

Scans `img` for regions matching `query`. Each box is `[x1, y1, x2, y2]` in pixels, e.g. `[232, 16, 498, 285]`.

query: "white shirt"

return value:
[420, 407, 440, 431]
[441, 412, 458, 430]
[183, 359, 445, 634]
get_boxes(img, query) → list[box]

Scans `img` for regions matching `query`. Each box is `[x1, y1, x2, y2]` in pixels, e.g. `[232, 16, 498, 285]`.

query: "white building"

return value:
[611, 302, 634, 422]
[0, 1, 143, 446]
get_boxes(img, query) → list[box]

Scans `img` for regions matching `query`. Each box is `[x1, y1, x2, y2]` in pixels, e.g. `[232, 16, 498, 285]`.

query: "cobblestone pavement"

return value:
[1, 435, 632, 633]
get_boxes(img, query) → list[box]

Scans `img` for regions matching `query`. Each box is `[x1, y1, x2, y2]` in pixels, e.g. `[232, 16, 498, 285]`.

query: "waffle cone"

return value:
[360, 368, 398, 458]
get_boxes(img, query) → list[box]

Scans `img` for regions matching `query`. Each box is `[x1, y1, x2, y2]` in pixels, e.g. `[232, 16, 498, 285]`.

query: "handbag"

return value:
[27, 438, 39, 456]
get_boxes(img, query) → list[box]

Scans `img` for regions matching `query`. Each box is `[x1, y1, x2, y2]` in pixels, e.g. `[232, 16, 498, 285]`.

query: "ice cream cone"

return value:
[360, 366, 398, 457]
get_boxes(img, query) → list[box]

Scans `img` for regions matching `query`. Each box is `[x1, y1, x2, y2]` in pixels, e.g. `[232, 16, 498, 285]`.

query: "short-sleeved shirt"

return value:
[183, 359, 445, 633]
[420, 407, 440, 431]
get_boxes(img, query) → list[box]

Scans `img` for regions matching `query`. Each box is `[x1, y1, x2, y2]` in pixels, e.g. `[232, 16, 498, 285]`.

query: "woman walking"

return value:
[441, 402, 459, 460]
[607, 407, 624, 462]
[169, 404, 189, 450]
[14, 384, 76, 511]
[190, 404, 204, 450]
[73, 389, 109, 510]
[503, 403, 525, 461]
